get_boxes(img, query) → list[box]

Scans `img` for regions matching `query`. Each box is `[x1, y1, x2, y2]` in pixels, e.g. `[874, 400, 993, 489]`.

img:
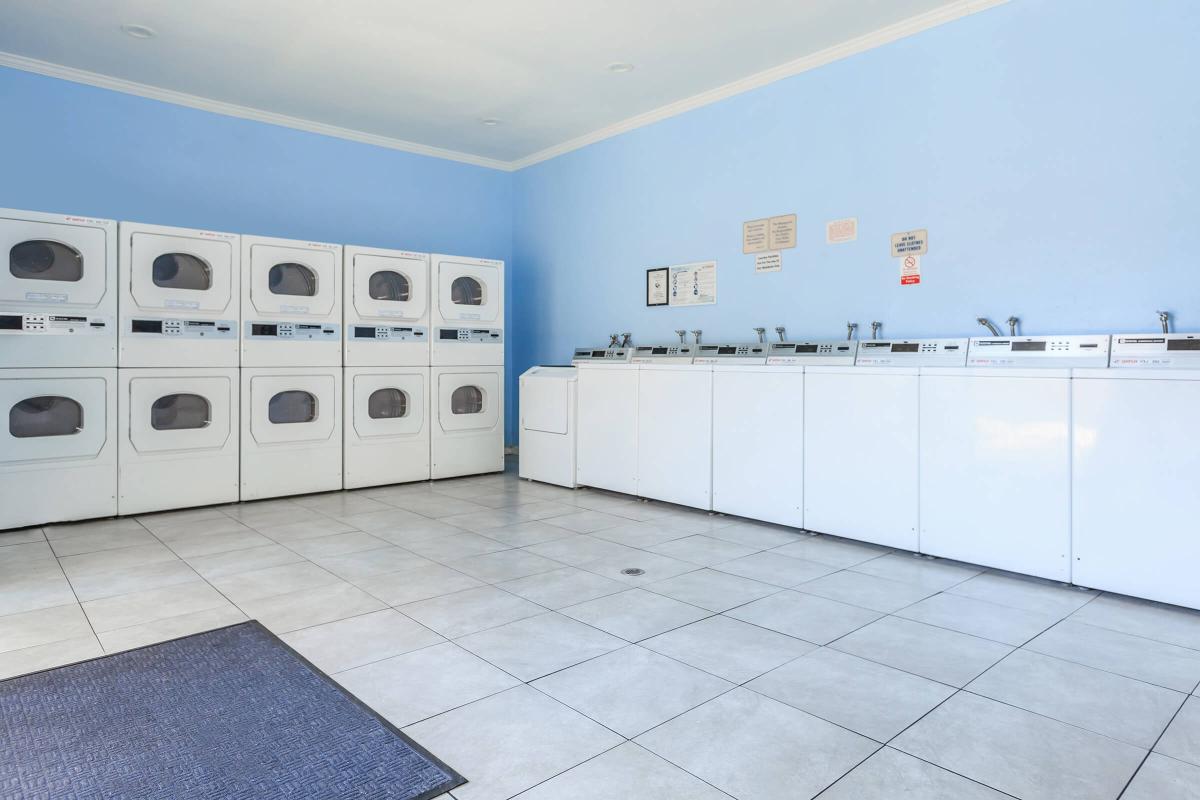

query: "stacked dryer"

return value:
[429, 254, 505, 479]
[240, 235, 344, 500]
[1, 208, 118, 529]
[116, 222, 241, 515]
[342, 246, 431, 488]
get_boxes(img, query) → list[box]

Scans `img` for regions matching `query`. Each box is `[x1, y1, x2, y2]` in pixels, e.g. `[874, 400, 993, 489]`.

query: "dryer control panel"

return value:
[436, 327, 503, 344]
[692, 344, 768, 363]
[967, 335, 1110, 368]
[351, 324, 427, 343]
[245, 321, 340, 340]
[1109, 333, 1200, 368]
[630, 344, 695, 363]
[0, 313, 112, 336]
[767, 340, 858, 366]
[571, 346, 632, 363]
[855, 339, 969, 367]
[129, 318, 236, 339]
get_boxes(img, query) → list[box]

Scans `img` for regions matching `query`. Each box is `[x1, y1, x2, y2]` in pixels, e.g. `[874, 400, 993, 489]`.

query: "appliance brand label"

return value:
[25, 292, 67, 303]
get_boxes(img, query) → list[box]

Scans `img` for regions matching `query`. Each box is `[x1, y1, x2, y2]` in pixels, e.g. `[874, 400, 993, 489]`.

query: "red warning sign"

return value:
[900, 254, 921, 286]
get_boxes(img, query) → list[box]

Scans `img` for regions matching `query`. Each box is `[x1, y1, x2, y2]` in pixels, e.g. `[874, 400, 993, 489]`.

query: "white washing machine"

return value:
[634, 344, 711, 510]
[576, 353, 641, 496]
[240, 367, 343, 500]
[241, 235, 342, 367]
[0, 208, 116, 368]
[1073, 333, 1200, 608]
[430, 254, 504, 366]
[519, 345, 633, 489]
[919, 335, 1110, 581]
[343, 246, 429, 367]
[1, 368, 117, 529]
[343, 366, 430, 489]
[118, 368, 239, 515]
[430, 365, 504, 479]
[711, 341, 857, 528]
[804, 339, 967, 550]
[118, 222, 239, 368]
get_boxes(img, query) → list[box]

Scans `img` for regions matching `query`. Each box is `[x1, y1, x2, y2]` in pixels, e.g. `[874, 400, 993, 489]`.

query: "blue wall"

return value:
[512, 0, 1200, 406]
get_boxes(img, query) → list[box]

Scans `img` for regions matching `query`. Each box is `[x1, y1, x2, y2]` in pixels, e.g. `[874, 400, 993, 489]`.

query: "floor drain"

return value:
[621, 568, 646, 576]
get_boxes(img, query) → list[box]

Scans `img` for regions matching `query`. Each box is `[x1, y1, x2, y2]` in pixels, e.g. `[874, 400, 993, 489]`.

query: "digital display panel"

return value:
[355, 326, 377, 338]
[592, 350, 607, 358]
[651, 346, 669, 355]
[0, 315, 22, 330]
[890, 343, 919, 353]
[1167, 339, 1200, 351]
[1012, 341, 1047, 352]
[796, 344, 819, 353]
[133, 319, 164, 334]
[440, 329, 459, 340]
[718, 346, 737, 355]
[251, 323, 277, 336]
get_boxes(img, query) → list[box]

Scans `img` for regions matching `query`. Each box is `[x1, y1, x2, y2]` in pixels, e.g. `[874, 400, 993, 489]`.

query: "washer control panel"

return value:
[129, 318, 236, 338]
[692, 343, 768, 363]
[967, 335, 1110, 367]
[571, 347, 632, 363]
[0, 313, 112, 335]
[436, 327, 503, 344]
[1109, 333, 1200, 368]
[630, 344, 695, 363]
[245, 321, 340, 340]
[855, 339, 969, 367]
[767, 340, 858, 365]
[351, 324, 427, 343]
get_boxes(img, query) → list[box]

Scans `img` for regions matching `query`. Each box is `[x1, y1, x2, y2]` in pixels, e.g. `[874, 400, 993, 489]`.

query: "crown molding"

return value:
[509, 0, 1008, 170]
[0, 50, 513, 172]
[1, 0, 1006, 173]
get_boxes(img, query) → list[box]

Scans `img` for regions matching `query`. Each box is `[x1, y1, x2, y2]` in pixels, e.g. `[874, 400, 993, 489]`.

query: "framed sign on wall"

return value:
[646, 267, 668, 306]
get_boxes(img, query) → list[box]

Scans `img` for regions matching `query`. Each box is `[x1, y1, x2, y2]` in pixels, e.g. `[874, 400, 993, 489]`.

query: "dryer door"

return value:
[128, 374, 234, 454]
[249, 372, 337, 444]
[1, 375, 108, 463]
[248, 244, 337, 317]
[353, 253, 427, 322]
[438, 371, 499, 433]
[0, 217, 108, 308]
[128, 232, 235, 313]
[353, 372, 425, 440]
[436, 260, 499, 323]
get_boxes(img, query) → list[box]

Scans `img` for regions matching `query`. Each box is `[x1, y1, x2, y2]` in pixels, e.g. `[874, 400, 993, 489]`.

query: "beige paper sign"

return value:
[769, 214, 797, 250]
[826, 217, 858, 244]
[891, 229, 928, 257]
[743, 219, 769, 254]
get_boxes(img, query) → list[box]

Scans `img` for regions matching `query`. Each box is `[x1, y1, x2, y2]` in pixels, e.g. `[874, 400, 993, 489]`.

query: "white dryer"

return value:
[430, 254, 504, 366]
[919, 335, 1110, 581]
[431, 365, 504, 479]
[241, 235, 342, 367]
[241, 367, 343, 500]
[519, 366, 579, 488]
[343, 246, 429, 367]
[1, 368, 117, 529]
[118, 222, 239, 368]
[0, 208, 116, 368]
[1073, 333, 1200, 609]
[804, 339, 967, 550]
[343, 366, 430, 489]
[118, 368, 239, 515]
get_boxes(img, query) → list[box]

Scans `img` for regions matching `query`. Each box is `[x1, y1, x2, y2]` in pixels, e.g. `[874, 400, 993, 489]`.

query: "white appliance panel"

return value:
[575, 364, 638, 495]
[519, 366, 578, 488]
[430, 254, 504, 366]
[344, 247, 430, 367]
[241, 236, 342, 367]
[712, 366, 804, 527]
[344, 367, 430, 488]
[636, 365, 712, 510]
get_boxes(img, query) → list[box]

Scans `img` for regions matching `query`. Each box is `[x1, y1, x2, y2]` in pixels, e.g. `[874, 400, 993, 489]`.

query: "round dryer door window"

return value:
[369, 271, 410, 303]
[9, 396, 83, 437]
[450, 386, 484, 414]
[269, 390, 317, 424]
[152, 253, 212, 291]
[9, 240, 83, 282]
[368, 388, 408, 419]
[151, 393, 211, 430]
[450, 276, 484, 306]
[268, 263, 318, 296]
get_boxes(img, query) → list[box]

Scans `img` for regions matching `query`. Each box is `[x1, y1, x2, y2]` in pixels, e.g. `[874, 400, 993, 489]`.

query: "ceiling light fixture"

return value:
[607, 62, 635, 73]
[480, 118, 502, 127]
[120, 23, 156, 39]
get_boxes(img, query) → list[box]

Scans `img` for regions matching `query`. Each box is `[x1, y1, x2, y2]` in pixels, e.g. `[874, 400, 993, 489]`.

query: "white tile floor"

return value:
[3, 459, 1200, 799]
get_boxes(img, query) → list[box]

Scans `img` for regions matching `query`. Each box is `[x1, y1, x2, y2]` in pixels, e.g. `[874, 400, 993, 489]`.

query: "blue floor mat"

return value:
[0, 621, 465, 800]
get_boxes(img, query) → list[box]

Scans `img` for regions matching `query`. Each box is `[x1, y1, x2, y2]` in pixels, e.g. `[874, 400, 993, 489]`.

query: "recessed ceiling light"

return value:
[607, 62, 635, 73]
[480, 118, 501, 127]
[120, 23, 156, 39]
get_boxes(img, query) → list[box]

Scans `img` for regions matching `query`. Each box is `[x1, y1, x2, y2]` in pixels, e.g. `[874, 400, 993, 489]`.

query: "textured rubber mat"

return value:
[0, 621, 464, 800]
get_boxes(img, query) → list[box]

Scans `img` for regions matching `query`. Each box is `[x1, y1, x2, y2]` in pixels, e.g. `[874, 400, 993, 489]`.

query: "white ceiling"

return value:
[0, 0, 997, 168]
